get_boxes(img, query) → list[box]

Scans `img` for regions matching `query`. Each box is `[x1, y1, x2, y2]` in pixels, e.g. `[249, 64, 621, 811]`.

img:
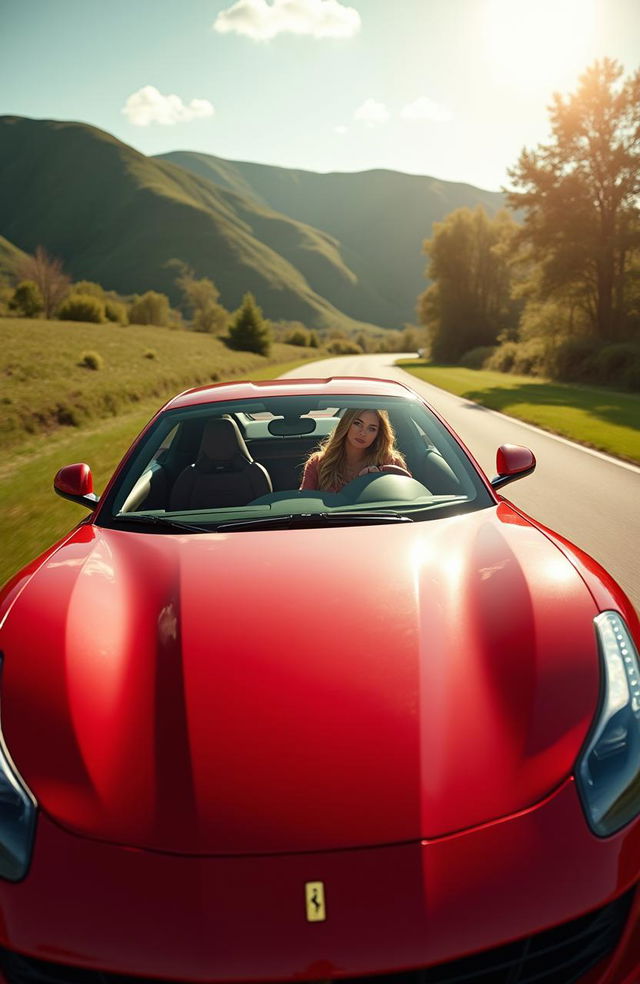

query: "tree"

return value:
[227, 293, 272, 355]
[418, 207, 519, 362]
[10, 280, 44, 317]
[17, 246, 70, 318]
[507, 60, 640, 342]
[175, 267, 228, 334]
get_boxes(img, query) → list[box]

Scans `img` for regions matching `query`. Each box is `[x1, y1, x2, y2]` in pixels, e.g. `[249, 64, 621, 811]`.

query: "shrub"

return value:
[105, 300, 128, 324]
[193, 305, 227, 334]
[511, 337, 548, 376]
[285, 327, 311, 347]
[459, 346, 496, 369]
[129, 291, 171, 326]
[227, 293, 272, 356]
[58, 293, 106, 323]
[326, 339, 363, 355]
[485, 341, 519, 373]
[591, 344, 640, 387]
[79, 351, 104, 371]
[542, 335, 601, 381]
[143, 349, 157, 360]
[10, 280, 44, 318]
[621, 361, 640, 392]
[308, 330, 319, 348]
[71, 280, 105, 298]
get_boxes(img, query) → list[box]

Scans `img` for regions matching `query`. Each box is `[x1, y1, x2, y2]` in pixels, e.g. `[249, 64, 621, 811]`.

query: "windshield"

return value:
[98, 394, 493, 531]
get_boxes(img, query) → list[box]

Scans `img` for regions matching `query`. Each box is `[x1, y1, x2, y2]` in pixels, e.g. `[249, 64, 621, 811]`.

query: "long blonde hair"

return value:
[315, 409, 405, 491]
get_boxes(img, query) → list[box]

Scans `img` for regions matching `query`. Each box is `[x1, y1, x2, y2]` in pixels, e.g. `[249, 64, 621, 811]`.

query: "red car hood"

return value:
[2, 502, 599, 855]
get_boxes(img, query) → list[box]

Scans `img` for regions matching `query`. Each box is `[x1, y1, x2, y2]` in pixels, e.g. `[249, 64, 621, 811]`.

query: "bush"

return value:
[511, 337, 548, 376]
[326, 339, 363, 355]
[10, 280, 44, 318]
[543, 335, 601, 381]
[58, 293, 105, 323]
[459, 346, 496, 369]
[591, 344, 640, 387]
[143, 349, 157, 360]
[308, 330, 319, 348]
[193, 305, 227, 334]
[621, 361, 640, 392]
[71, 280, 105, 298]
[129, 291, 171, 326]
[485, 341, 519, 373]
[285, 327, 311, 347]
[79, 351, 104, 371]
[105, 300, 128, 325]
[227, 293, 272, 356]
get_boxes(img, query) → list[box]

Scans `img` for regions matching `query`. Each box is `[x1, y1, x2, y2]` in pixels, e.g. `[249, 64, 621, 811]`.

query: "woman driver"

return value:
[300, 409, 409, 493]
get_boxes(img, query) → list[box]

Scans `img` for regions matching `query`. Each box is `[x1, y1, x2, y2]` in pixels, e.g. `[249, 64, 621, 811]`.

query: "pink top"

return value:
[300, 453, 408, 493]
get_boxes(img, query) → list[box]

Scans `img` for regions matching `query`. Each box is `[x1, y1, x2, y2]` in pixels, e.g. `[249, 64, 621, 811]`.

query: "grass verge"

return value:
[398, 361, 640, 465]
[1, 356, 316, 588]
[1, 317, 321, 452]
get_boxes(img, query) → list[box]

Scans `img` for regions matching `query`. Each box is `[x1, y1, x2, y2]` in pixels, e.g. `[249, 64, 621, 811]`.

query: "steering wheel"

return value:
[355, 464, 413, 480]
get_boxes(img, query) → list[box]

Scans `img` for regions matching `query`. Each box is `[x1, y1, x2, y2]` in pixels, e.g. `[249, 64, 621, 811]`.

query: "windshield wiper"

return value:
[112, 514, 211, 534]
[216, 512, 413, 532]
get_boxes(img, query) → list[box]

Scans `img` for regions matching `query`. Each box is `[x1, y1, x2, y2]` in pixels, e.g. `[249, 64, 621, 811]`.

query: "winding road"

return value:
[284, 353, 640, 613]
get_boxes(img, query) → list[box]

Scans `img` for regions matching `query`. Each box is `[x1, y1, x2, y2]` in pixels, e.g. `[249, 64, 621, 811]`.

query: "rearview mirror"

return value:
[54, 463, 100, 509]
[490, 445, 536, 490]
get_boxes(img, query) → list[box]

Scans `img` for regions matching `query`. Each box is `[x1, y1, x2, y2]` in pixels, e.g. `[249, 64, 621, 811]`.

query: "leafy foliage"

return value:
[418, 207, 520, 362]
[79, 351, 104, 371]
[129, 291, 171, 326]
[10, 280, 43, 317]
[227, 293, 272, 355]
[58, 293, 105, 323]
[17, 246, 70, 318]
[174, 265, 228, 334]
[507, 59, 640, 343]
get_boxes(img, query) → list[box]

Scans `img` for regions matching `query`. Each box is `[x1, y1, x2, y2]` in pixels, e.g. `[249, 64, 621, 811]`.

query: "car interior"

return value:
[111, 398, 482, 521]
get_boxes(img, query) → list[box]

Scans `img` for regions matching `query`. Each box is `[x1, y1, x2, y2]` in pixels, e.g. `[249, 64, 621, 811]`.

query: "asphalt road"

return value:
[284, 353, 640, 613]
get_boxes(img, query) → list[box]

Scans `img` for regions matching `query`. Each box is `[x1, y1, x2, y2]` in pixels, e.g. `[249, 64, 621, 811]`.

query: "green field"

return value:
[1, 318, 320, 586]
[2, 318, 321, 453]
[398, 361, 640, 464]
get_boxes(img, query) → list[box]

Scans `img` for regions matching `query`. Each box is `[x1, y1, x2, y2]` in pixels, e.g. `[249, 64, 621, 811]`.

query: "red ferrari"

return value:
[0, 376, 638, 984]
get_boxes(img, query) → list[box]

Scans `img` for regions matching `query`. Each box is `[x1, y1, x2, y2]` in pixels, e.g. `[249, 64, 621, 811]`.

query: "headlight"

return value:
[0, 658, 37, 881]
[577, 611, 640, 837]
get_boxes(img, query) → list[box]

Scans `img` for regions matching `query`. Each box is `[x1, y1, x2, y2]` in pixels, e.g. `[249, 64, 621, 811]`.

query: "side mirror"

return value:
[490, 444, 536, 490]
[54, 463, 100, 509]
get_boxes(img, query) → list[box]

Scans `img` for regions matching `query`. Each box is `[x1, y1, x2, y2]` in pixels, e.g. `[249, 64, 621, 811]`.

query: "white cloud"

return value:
[122, 86, 215, 126]
[334, 124, 348, 135]
[400, 97, 452, 123]
[353, 98, 390, 127]
[213, 0, 361, 41]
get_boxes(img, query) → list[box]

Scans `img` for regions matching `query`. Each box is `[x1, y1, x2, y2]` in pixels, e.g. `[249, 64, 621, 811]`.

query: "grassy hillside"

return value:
[160, 151, 506, 327]
[0, 116, 377, 335]
[1, 317, 321, 453]
[0, 234, 27, 279]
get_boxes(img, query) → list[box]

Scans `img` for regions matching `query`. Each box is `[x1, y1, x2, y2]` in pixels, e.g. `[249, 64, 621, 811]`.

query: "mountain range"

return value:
[0, 115, 505, 333]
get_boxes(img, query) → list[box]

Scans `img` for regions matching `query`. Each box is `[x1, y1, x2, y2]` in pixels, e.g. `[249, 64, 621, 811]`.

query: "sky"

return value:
[1, 0, 639, 192]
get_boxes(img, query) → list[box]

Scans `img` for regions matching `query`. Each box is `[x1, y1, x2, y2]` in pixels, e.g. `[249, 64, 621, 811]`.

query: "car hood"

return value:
[2, 502, 599, 854]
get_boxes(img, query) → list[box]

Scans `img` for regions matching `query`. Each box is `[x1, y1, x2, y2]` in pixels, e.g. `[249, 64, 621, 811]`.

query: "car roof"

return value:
[164, 376, 419, 410]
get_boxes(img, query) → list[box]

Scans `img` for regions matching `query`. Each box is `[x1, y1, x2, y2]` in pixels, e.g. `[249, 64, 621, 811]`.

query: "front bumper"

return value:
[0, 777, 638, 983]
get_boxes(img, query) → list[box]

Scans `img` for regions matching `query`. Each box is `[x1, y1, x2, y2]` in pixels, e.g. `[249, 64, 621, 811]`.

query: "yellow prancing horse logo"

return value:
[305, 881, 326, 922]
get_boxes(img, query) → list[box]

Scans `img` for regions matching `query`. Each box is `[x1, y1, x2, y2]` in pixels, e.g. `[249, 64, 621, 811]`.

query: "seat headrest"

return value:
[199, 417, 251, 463]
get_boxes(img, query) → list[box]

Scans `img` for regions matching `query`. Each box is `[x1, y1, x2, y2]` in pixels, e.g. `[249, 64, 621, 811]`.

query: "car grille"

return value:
[0, 889, 633, 984]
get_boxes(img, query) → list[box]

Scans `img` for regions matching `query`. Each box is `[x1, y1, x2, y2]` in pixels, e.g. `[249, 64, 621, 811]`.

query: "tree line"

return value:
[0, 249, 421, 357]
[0, 250, 295, 357]
[418, 60, 640, 391]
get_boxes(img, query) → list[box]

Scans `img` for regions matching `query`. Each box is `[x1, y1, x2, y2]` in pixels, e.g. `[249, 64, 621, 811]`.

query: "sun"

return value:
[483, 0, 597, 93]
